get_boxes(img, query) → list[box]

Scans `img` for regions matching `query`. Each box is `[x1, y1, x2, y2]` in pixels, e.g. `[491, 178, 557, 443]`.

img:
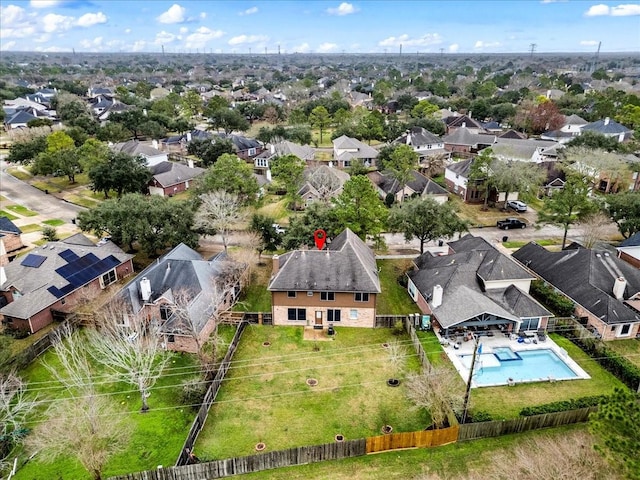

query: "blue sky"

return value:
[1, 1, 639, 54]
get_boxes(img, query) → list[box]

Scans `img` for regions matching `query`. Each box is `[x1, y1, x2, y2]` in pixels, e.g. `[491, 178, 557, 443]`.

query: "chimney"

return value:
[468, 111, 472, 119]
[186, 132, 192, 142]
[432, 285, 443, 308]
[613, 277, 626, 300]
[0, 266, 6, 288]
[546, 89, 551, 99]
[272, 254, 279, 275]
[406, 132, 411, 145]
[604, 117, 610, 125]
[462, 122, 466, 128]
[266, 168, 272, 181]
[140, 277, 152, 302]
[618, 132, 625, 143]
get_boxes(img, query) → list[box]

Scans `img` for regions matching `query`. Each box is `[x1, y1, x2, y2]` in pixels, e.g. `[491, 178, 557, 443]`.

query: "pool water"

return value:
[458, 348, 579, 386]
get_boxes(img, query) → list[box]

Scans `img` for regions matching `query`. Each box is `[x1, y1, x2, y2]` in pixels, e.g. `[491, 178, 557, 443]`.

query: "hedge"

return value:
[520, 395, 605, 416]
[529, 280, 575, 317]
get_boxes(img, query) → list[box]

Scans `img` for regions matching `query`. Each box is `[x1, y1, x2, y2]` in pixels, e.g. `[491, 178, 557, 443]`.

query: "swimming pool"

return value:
[458, 348, 580, 387]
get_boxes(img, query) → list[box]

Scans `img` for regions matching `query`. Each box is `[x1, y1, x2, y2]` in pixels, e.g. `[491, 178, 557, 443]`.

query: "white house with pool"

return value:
[406, 235, 590, 387]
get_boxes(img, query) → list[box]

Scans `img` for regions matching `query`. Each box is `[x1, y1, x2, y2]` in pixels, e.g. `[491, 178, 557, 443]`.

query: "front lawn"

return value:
[5, 204, 38, 217]
[42, 219, 65, 227]
[195, 325, 426, 459]
[14, 347, 201, 480]
[0, 210, 18, 220]
[376, 259, 417, 315]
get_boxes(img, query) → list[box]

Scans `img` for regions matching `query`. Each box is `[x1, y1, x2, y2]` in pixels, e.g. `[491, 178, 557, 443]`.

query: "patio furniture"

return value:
[537, 329, 547, 342]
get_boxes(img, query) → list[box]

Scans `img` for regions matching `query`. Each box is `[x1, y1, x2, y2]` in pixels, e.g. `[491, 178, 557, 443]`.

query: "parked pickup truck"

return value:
[497, 218, 527, 230]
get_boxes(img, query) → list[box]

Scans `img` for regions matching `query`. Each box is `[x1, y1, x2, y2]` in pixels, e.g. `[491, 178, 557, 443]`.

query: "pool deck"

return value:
[436, 331, 591, 388]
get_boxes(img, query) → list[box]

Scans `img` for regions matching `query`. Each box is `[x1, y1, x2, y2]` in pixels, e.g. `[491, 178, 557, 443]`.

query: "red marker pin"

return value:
[314, 229, 326, 250]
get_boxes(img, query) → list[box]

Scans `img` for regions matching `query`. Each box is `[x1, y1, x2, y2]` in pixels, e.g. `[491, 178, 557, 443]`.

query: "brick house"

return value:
[0, 234, 134, 334]
[148, 161, 205, 197]
[268, 228, 381, 328]
[513, 242, 640, 340]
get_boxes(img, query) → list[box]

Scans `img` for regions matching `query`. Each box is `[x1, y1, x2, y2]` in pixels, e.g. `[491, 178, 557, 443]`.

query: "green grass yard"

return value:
[41, 219, 65, 227]
[5, 204, 38, 216]
[606, 338, 640, 368]
[0, 210, 18, 220]
[195, 325, 426, 460]
[376, 259, 417, 315]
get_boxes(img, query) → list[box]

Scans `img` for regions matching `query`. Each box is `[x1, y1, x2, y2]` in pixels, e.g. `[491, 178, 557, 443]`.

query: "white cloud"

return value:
[1, 40, 17, 50]
[611, 4, 640, 15]
[42, 13, 74, 33]
[155, 30, 180, 44]
[327, 2, 358, 16]
[474, 40, 502, 49]
[184, 26, 224, 49]
[448, 43, 459, 53]
[131, 40, 147, 52]
[80, 36, 103, 49]
[157, 4, 187, 24]
[378, 33, 443, 47]
[76, 12, 107, 28]
[583, 3, 639, 16]
[1, 5, 27, 24]
[228, 34, 269, 45]
[239, 6, 258, 15]
[180, 27, 189, 34]
[585, 4, 612, 16]
[580, 40, 600, 46]
[317, 42, 338, 52]
[30, 0, 62, 8]
[0, 5, 37, 38]
[125, 28, 131, 34]
[293, 42, 310, 53]
[36, 45, 67, 52]
[200, 12, 207, 19]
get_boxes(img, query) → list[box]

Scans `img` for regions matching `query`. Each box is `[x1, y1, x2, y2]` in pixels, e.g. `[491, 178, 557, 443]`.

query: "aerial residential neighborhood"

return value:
[1, 1, 639, 479]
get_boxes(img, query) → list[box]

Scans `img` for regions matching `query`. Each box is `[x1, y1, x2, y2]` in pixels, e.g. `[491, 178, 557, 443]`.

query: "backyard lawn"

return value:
[416, 332, 627, 419]
[606, 338, 640, 368]
[13, 344, 203, 480]
[376, 259, 418, 315]
[195, 325, 427, 460]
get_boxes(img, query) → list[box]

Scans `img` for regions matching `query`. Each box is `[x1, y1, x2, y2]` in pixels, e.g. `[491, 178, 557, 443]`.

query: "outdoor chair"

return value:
[537, 329, 547, 342]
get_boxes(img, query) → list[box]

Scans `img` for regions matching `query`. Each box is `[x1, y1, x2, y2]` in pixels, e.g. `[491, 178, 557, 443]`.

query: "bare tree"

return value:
[25, 324, 131, 480]
[87, 312, 170, 412]
[195, 191, 245, 252]
[579, 212, 613, 248]
[405, 366, 465, 429]
[1, 374, 37, 473]
[385, 339, 407, 380]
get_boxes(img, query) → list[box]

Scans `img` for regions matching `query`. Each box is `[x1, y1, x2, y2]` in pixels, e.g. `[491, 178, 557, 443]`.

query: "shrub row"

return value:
[520, 395, 605, 416]
[529, 280, 575, 317]
[560, 329, 640, 391]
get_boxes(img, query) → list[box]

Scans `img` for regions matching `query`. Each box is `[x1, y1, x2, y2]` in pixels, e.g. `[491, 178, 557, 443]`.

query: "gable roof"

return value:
[581, 118, 631, 135]
[565, 114, 588, 126]
[0, 235, 133, 320]
[445, 157, 473, 178]
[215, 133, 261, 151]
[445, 114, 485, 131]
[394, 126, 443, 146]
[273, 140, 315, 161]
[512, 242, 640, 325]
[111, 140, 164, 158]
[442, 128, 495, 147]
[408, 235, 543, 329]
[268, 228, 381, 294]
[367, 170, 447, 197]
[5, 110, 37, 125]
[149, 161, 205, 187]
[0, 216, 22, 235]
[620, 232, 640, 248]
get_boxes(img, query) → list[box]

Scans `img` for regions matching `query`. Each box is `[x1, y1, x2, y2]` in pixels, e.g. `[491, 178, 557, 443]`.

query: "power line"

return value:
[529, 43, 537, 57]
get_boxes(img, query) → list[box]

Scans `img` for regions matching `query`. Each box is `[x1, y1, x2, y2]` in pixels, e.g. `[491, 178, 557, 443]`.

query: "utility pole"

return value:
[591, 41, 601, 73]
[440, 48, 444, 57]
[461, 335, 481, 424]
[399, 44, 402, 56]
[529, 43, 537, 58]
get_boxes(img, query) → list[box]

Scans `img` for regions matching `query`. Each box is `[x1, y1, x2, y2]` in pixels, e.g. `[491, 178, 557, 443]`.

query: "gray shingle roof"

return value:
[445, 158, 473, 178]
[0, 216, 21, 234]
[408, 235, 546, 329]
[268, 228, 381, 293]
[150, 161, 205, 187]
[442, 128, 495, 147]
[0, 235, 133, 319]
[394, 127, 442, 147]
[512, 242, 640, 325]
[273, 141, 315, 161]
[581, 118, 631, 135]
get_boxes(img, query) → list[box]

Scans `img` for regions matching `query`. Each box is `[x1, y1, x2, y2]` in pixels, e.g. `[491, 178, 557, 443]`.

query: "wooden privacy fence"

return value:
[111, 439, 367, 480]
[175, 321, 247, 466]
[458, 407, 596, 441]
[366, 426, 459, 453]
[404, 315, 433, 371]
[374, 314, 408, 328]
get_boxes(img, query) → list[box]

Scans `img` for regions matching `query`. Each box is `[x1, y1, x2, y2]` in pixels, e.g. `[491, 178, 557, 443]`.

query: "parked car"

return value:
[507, 200, 527, 212]
[497, 218, 527, 230]
[272, 224, 286, 234]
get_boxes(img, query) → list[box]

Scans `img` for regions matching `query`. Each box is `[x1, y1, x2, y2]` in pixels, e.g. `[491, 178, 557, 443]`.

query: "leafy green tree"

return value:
[27, 118, 53, 128]
[567, 131, 623, 152]
[383, 144, 419, 202]
[468, 148, 497, 209]
[309, 105, 331, 144]
[357, 111, 385, 144]
[590, 388, 640, 480]
[249, 213, 282, 260]
[282, 203, 340, 250]
[187, 138, 234, 167]
[150, 93, 182, 118]
[88, 152, 151, 198]
[32, 131, 81, 183]
[410, 100, 439, 119]
[41, 225, 59, 242]
[134, 81, 153, 99]
[616, 104, 640, 136]
[77, 138, 110, 172]
[6, 136, 47, 164]
[180, 89, 203, 118]
[332, 175, 388, 242]
[96, 122, 132, 142]
[207, 109, 249, 134]
[539, 174, 597, 249]
[109, 110, 146, 139]
[271, 154, 306, 208]
[603, 191, 640, 239]
[46, 131, 75, 152]
[77, 193, 197, 255]
[491, 160, 546, 209]
[388, 197, 468, 254]
[197, 153, 259, 203]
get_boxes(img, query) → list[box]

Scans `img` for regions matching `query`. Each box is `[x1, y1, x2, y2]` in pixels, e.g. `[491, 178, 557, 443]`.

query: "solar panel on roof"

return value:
[59, 249, 79, 262]
[21, 254, 46, 268]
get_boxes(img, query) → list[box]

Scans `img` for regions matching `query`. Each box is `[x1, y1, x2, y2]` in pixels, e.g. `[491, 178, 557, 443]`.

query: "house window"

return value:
[619, 324, 631, 336]
[408, 282, 416, 300]
[101, 269, 117, 288]
[343, 160, 351, 168]
[354, 292, 369, 302]
[350, 309, 358, 319]
[321, 292, 335, 301]
[167, 335, 175, 343]
[287, 291, 297, 298]
[248, 148, 256, 156]
[327, 309, 341, 322]
[520, 318, 539, 331]
[307, 291, 314, 297]
[160, 305, 171, 321]
[287, 308, 306, 321]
